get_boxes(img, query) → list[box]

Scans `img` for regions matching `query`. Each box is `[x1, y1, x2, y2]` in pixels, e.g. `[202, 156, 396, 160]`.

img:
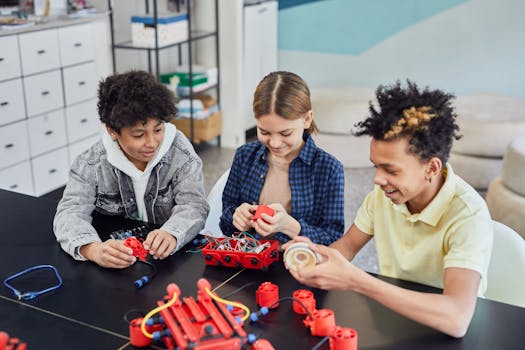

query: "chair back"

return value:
[200, 169, 230, 237]
[485, 220, 525, 307]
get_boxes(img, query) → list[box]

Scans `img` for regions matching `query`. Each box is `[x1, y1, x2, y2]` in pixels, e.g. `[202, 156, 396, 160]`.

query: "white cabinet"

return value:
[243, 0, 278, 129]
[0, 18, 110, 197]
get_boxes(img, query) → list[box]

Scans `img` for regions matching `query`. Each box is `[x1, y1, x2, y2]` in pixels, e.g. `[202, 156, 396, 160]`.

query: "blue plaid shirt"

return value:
[220, 133, 345, 245]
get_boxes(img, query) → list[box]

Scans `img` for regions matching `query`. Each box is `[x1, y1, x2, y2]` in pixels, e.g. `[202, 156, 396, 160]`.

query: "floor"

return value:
[43, 142, 381, 273]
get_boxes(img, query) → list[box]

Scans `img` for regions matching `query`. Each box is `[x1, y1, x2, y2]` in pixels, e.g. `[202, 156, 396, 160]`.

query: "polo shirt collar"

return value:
[393, 163, 456, 226]
[256, 132, 316, 166]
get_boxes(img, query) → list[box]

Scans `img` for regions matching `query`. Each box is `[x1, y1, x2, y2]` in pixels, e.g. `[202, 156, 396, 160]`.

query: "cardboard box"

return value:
[131, 13, 188, 47]
[171, 111, 221, 144]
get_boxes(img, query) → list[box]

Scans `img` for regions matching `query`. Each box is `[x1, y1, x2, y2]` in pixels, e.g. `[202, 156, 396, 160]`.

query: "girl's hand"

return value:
[252, 203, 300, 238]
[143, 229, 177, 260]
[232, 203, 257, 232]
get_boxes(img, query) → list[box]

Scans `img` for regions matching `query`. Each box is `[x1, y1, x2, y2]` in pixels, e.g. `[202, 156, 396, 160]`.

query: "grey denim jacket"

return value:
[53, 130, 209, 260]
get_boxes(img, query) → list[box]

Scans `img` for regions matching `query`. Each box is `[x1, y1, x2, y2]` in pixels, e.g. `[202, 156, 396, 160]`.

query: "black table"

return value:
[1, 189, 525, 349]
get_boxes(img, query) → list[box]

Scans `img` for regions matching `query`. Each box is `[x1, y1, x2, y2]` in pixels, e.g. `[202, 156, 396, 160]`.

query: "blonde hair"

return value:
[253, 71, 319, 134]
[383, 106, 435, 140]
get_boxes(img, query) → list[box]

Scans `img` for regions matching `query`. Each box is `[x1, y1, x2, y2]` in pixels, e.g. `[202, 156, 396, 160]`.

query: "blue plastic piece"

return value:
[134, 276, 149, 289]
[247, 334, 257, 344]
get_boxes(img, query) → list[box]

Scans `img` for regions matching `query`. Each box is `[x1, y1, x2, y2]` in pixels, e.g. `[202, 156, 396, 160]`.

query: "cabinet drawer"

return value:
[58, 23, 95, 66]
[0, 35, 21, 81]
[0, 79, 26, 125]
[24, 70, 64, 117]
[0, 120, 30, 169]
[32, 147, 69, 196]
[0, 161, 34, 196]
[27, 109, 67, 157]
[19, 29, 60, 76]
[65, 99, 100, 142]
[62, 62, 97, 105]
[68, 135, 99, 165]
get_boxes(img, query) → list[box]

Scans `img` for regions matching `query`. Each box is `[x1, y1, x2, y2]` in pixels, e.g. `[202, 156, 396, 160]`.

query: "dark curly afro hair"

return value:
[97, 70, 177, 132]
[354, 80, 461, 164]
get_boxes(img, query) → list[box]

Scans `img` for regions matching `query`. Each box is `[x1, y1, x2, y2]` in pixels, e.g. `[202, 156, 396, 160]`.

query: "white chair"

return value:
[484, 220, 525, 308]
[200, 169, 230, 237]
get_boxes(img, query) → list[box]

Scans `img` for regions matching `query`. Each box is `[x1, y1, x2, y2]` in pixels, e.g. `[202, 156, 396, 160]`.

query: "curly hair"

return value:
[253, 71, 319, 134]
[354, 80, 461, 164]
[97, 70, 177, 132]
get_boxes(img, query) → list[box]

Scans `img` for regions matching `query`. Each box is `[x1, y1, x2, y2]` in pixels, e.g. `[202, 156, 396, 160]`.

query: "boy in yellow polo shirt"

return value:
[284, 81, 493, 338]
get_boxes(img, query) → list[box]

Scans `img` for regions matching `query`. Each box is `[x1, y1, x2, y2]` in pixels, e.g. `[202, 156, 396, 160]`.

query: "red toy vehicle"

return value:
[201, 236, 279, 271]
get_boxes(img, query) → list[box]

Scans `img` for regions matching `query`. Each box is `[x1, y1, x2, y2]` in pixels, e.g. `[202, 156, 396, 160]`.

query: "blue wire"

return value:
[3, 264, 63, 301]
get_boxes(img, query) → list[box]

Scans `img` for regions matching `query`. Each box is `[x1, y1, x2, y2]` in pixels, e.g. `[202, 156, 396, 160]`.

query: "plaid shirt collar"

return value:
[255, 132, 316, 166]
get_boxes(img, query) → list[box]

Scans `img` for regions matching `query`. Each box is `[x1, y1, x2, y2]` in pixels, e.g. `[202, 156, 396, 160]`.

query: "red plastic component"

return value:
[329, 326, 358, 350]
[251, 338, 275, 350]
[129, 318, 152, 347]
[201, 238, 279, 271]
[292, 289, 316, 315]
[0, 332, 27, 350]
[256, 282, 279, 309]
[253, 205, 275, 223]
[130, 278, 248, 350]
[124, 237, 148, 261]
[304, 309, 336, 337]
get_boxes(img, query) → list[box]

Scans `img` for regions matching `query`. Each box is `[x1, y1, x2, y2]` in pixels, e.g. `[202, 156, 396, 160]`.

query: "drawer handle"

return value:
[0, 101, 8, 106]
[74, 42, 82, 47]
[5, 143, 14, 149]
[258, 7, 267, 13]
[41, 90, 50, 96]
[80, 118, 88, 123]
[0, 57, 4, 62]
[45, 130, 53, 135]
[9, 184, 19, 189]
[49, 168, 57, 174]
[78, 81, 86, 86]
[37, 49, 46, 55]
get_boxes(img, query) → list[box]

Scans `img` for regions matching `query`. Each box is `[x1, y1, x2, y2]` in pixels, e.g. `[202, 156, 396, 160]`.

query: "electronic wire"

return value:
[204, 287, 251, 322]
[141, 291, 179, 339]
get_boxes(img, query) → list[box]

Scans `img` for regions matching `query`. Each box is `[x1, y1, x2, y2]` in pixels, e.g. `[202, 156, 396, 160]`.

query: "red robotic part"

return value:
[292, 289, 316, 315]
[0, 332, 27, 350]
[124, 237, 148, 261]
[129, 318, 152, 348]
[304, 309, 336, 337]
[131, 278, 248, 350]
[251, 338, 275, 350]
[256, 282, 279, 309]
[252, 205, 275, 223]
[329, 326, 358, 350]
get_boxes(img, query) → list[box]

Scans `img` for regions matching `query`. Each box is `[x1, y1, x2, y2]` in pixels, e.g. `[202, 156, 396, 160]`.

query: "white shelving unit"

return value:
[0, 17, 111, 196]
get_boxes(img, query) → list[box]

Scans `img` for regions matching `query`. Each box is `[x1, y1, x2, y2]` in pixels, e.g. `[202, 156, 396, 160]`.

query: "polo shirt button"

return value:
[260, 174, 264, 179]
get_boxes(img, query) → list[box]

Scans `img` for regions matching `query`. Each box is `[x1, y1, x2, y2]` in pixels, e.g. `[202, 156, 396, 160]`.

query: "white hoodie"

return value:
[102, 122, 177, 222]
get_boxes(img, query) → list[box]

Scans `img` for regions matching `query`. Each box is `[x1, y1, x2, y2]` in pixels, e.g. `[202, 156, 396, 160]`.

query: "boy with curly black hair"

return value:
[54, 70, 209, 268]
[284, 81, 493, 337]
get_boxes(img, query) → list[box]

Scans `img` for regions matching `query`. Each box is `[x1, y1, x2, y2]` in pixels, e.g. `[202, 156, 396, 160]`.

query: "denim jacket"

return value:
[53, 130, 209, 260]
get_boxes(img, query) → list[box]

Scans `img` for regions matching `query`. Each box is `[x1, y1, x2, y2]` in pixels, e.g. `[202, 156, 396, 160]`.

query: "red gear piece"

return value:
[125, 237, 148, 261]
[251, 338, 275, 350]
[256, 282, 279, 309]
[292, 289, 316, 315]
[329, 326, 358, 350]
[253, 205, 275, 223]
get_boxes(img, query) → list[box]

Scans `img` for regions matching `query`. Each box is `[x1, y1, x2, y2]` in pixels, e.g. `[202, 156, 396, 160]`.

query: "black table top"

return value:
[1, 189, 525, 349]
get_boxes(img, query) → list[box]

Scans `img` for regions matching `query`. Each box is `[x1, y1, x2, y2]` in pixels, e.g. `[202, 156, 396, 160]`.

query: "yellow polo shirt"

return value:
[354, 164, 493, 294]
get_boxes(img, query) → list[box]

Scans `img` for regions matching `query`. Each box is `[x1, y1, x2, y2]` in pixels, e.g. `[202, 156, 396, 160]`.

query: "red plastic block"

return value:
[251, 338, 275, 350]
[304, 309, 336, 337]
[124, 237, 148, 261]
[129, 318, 152, 347]
[253, 205, 275, 223]
[329, 326, 358, 350]
[292, 289, 316, 315]
[256, 282, 279, 309]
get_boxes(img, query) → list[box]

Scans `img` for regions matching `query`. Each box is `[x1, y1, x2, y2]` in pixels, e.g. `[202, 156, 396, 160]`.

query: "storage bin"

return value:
[131, 13, 188, 47]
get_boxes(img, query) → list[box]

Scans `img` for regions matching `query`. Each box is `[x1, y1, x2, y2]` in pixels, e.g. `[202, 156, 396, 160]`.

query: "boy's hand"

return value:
[253, 203, 299, 238]
[143, 229, 177, 260]
[80, 240, 136, 269]
[232, 203, 257, 232]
